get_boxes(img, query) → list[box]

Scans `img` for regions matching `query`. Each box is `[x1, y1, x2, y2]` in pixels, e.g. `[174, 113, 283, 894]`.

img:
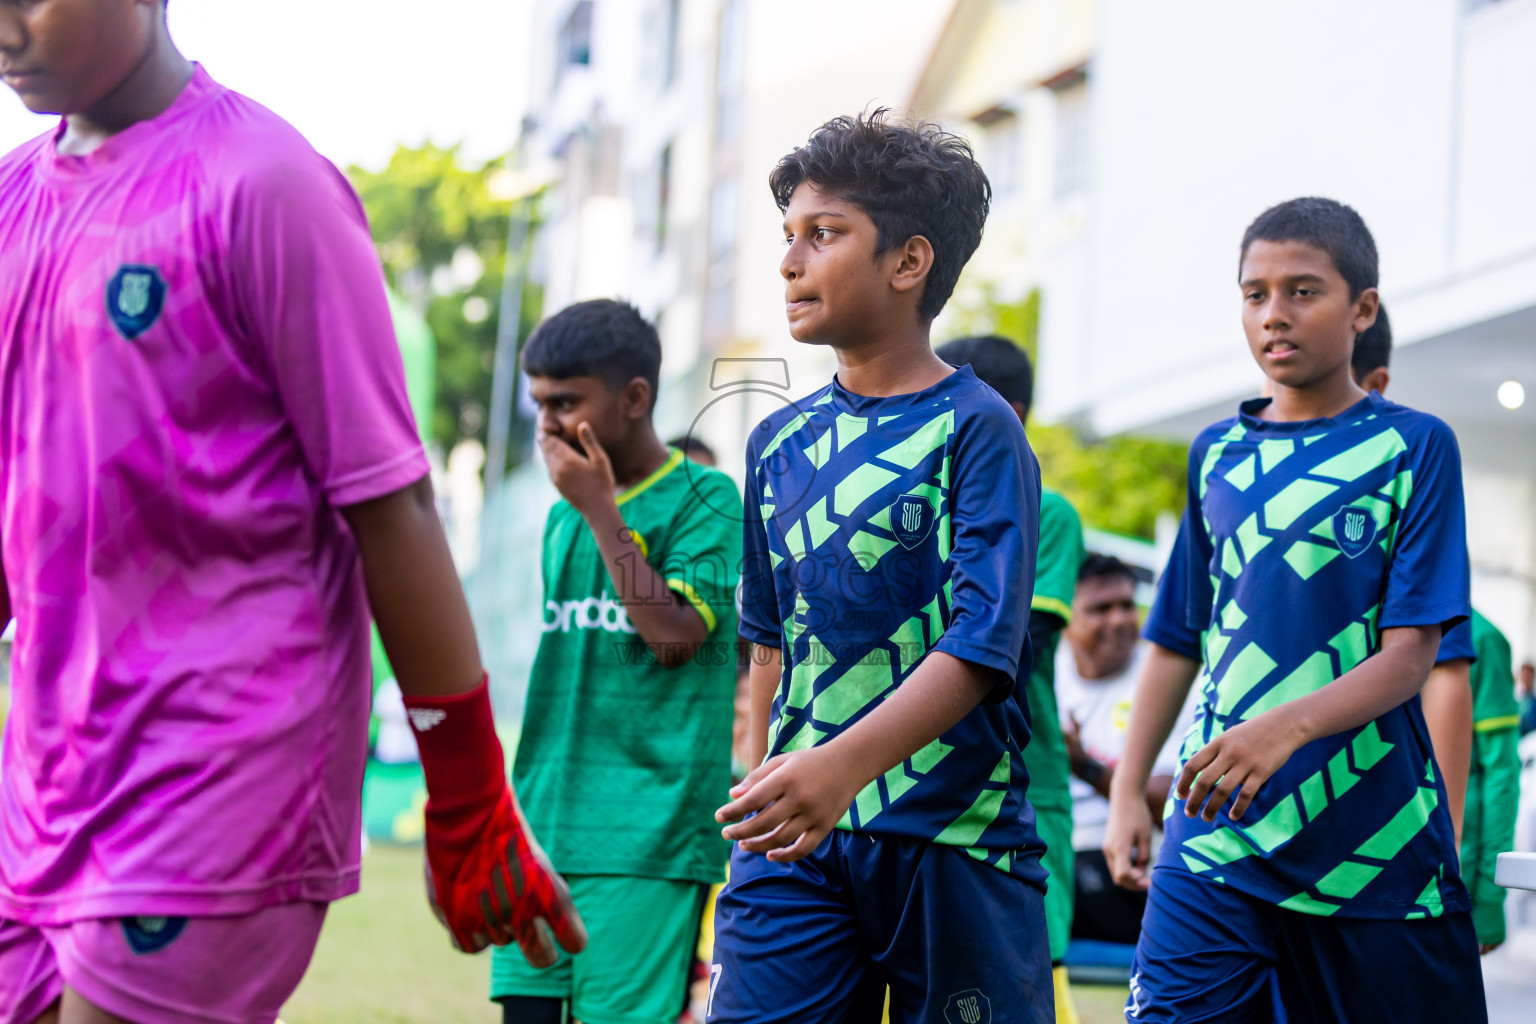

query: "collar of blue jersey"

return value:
[828, 363, 977, 415]
[1236, 390, 1385, 433]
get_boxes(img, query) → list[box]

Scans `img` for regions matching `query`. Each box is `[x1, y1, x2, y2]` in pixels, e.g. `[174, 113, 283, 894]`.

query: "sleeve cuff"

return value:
[932, 635, 1019, 684]
[1142, 621, 1202, 661]
[1377, 601, 1469, 635]
[666, 578, 719, 633]
[738, 618, 780, 648]
[327, 448, 432, 507]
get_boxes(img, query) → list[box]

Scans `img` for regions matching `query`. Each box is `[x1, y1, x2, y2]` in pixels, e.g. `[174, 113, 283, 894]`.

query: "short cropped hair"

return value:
[667, 435, 716, 463]
[1239, 197, 1378, 299]
[1078, 553, 1137, 589]
[769, 109, 990, 320]
[1352, 303, 1392, 378]
[934, 335, 1033, 414]
[522, 299, 662, 413]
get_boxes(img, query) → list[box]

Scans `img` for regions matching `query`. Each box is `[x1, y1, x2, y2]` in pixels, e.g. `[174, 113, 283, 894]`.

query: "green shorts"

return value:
[1034, 799, 1075, 963]
[489, 874, 707, 1024]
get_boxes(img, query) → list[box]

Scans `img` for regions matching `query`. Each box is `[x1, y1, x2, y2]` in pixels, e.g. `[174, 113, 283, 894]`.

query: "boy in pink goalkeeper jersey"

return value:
[0, 3, 584, 1023]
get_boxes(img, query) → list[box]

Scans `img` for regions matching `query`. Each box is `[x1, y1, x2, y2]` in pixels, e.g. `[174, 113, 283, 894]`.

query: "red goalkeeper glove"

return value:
[404, 674, 587, 963]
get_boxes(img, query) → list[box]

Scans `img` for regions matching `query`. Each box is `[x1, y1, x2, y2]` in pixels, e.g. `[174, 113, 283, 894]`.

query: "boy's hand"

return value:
[715, 745, 867, 863]
[1103, 788, 1155, 891]
[539, 422, 616, 518]
[1177, 710, 1305, 823]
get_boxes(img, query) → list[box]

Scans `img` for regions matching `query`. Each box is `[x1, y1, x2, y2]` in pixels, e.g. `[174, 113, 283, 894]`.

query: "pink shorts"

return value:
[0, 903, 326, 1024]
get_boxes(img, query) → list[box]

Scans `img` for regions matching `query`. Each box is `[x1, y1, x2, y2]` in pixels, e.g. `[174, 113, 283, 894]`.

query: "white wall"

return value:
[1067, 0, 1536, 654]
[1075, 0, 1468, 432]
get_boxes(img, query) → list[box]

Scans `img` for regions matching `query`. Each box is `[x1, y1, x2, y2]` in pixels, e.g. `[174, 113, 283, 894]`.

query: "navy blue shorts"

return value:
[706, 830, 1052, 1024]
[1129, 867, 1487, 1023]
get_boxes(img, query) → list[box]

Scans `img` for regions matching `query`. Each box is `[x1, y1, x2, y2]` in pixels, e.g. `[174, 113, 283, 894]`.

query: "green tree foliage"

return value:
[348, 144, 541, 452]
[943, 285, 1188, 539]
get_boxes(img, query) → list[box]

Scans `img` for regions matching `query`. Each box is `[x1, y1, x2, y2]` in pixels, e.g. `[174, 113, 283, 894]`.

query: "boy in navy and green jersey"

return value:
[1303, 301, 1514, 948]
[492, 300, 740, 1024]
[708, 112, 1053, 1024]
[1105, 198, 1486, 1023]
[935, 335, 1086, 1022]
[1143, 307, 1480, 837]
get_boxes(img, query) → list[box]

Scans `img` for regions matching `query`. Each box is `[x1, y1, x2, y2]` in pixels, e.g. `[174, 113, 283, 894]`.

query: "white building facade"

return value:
[517, 0, 951, 465]
[1039, 0, 1536, 658]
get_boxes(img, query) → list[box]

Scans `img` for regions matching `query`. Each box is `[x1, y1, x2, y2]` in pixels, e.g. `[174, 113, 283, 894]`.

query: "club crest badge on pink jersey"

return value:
[122, 915, 187, 955]
[106, 264, 167, 340]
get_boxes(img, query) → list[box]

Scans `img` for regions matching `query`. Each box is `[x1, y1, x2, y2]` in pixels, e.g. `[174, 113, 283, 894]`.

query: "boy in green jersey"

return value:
[1460, 610, 1521, 951]
[935, 335, 1085, 1023]
[492, 300, 742, 1024]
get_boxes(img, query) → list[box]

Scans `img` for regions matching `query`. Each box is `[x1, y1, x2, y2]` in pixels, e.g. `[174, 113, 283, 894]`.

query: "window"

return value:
[975, 109, 1022, 201]
[705, 176, 739, 338]
[644, 0, 682, 90]
[714, 0, 747, 146]
[1053, 80, 1090, 200]
[556, 1, 593, 86]
[655, 144, 673, 254]
[709, 176, 739, 264]
[662, 0, 681, 89]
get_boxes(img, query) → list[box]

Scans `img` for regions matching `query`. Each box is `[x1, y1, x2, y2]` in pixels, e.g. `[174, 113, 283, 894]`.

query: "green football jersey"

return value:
[1022, 489, 1085, 814]
[1461, 610, 1520, 946]
[513, 449, 741, 883]
[1022, 488, 1085, 960]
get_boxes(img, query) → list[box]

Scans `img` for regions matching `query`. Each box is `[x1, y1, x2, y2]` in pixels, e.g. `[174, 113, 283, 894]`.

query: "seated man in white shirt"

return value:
[1056, 554, 1195, 944]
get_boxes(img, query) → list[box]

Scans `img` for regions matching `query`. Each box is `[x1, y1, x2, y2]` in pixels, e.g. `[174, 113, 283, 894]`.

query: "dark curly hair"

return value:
[769, 109, 991, 321]
[1240, 197, 1378, 299]
[522, 299, 662, 414]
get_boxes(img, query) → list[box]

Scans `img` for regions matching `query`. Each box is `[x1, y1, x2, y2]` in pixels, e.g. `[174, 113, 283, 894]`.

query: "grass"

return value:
[1075, 984, 1132, 1023]
[283, 844, 1130, 1024]
[281, 844, 498, 1024]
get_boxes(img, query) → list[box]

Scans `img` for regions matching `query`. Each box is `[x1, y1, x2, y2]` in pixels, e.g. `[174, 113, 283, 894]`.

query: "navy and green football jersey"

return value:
[1146, 392, 1471, 919]
[738, 366, 1047, 881]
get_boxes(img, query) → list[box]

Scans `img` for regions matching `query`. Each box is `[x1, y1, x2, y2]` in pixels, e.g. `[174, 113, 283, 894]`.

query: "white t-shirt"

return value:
[1056, 641, 1201, 851]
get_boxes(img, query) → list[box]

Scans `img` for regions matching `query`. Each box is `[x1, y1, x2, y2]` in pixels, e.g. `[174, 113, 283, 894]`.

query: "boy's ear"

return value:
[621, 377, 654, 420]
[888, 235, 935, 300]
[1358, 367, 1391, 395]
[1352, 287, 1381, 337]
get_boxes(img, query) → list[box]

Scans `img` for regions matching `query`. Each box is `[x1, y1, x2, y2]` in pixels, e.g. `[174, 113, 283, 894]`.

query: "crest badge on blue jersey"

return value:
[122, 915, 187, 955]
[890, 493, 935, 550]
[944, 989, 992, 1024]
[1333, 505, 1377, 559]
[106, 264, 166, 340]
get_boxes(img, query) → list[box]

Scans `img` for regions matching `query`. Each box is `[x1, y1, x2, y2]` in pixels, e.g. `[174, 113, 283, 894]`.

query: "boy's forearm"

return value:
[826, 651, 997, 791]
[1422, 659, 1472, 847]
[341, 475, 484, 697]
[583, 502, 708, 665]
[1268, 625, 1442, 749]
[747, 644, 780, 770]
[1110, 645, 1199, 801]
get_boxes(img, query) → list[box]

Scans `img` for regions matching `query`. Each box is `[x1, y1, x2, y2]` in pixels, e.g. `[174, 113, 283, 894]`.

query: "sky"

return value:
[0, 0, 533, 170]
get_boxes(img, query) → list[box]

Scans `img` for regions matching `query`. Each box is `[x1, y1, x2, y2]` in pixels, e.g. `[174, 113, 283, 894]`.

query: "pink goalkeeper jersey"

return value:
[0, 66, 430, 924]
